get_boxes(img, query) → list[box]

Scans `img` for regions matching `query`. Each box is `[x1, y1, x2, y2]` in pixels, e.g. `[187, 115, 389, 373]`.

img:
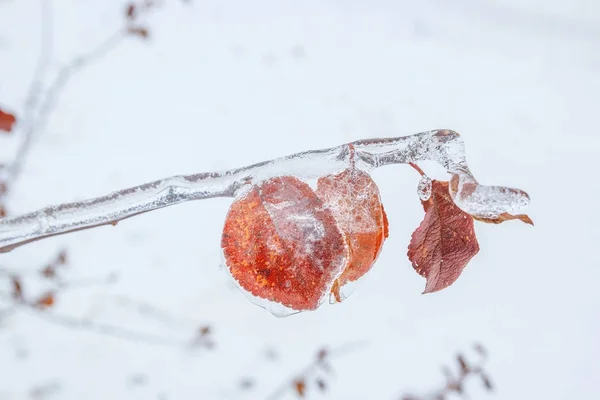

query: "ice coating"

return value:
[222, 169, 388, 315]
[0, 129, 530, 253]
[448, 173, 530, 218]
[316, 169, 383, 233]
[354, 130, 530, 217]
[315, 168, 388, 303]
[417, 175, 433, 201]
[221, 176, 348, 315]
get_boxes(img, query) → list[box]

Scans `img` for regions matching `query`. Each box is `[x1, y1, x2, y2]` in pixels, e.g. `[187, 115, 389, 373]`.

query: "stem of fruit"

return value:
[408, 162, 426, 177]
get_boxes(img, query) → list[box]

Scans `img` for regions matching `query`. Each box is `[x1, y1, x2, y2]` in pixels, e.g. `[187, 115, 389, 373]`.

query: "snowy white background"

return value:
[1, 0, 599, 399]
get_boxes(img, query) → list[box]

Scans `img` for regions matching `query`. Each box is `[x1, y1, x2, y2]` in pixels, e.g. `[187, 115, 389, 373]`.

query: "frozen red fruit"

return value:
[316, 169, 388, 301]
[221, 176, 348, 311]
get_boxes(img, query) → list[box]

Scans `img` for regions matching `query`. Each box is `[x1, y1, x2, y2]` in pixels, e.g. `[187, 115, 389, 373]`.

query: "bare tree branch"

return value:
[6, 29, 126, 193]
[7, 299, 203, 347]
[0, 247, 214, 347]
[21, 0, 53, 132]
[0, 129, 530, 253]
[111, 295, 202, 328]
[1, 0, 158, 205]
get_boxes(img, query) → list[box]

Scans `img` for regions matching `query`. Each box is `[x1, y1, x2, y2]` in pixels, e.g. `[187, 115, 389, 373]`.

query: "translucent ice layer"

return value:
[417, 175, 433, 201]
[0, 129, 530, 253]
[220, 168, 389, 316]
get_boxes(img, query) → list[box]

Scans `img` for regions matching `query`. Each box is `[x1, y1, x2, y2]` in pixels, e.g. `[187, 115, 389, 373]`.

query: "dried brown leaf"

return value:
[128, 26, 149, 39]
[126, 3, 136, 20]
[41, 264, 57, 279]
[57, 250, 68, 265]
[408, 180, 480, 293]
[456, 354, 469, 374]
[11, 276, 23, 301]
[199, 325, 211, 336]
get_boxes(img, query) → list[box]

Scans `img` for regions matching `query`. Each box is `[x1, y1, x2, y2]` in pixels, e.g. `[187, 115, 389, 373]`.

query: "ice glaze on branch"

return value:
[0, 129, 530, 253]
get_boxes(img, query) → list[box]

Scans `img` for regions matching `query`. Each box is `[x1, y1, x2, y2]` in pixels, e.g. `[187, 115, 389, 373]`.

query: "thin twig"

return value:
[1, 0, 51, 202]
[21, 0, 53, 132]
[0, 0, 53, 210]
[401, 344, 493, 400]
[22, 305, 195, 347]
[265, 341, 367, 400]
[2, 0, 160, 203]
[7, 29, 126, 188]
[0, 0, 213, 350]
[0, 290, 210, 347]
[409, 162, 426, 177]
[0, 247, 209, 347]
[55, 274, 118, 290]
[111, 294, 200, 328]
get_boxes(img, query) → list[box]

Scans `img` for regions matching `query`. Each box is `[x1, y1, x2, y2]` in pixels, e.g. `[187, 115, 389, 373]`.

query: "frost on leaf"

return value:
[221, 176, 348, 313]
[0, 107, 17, 133]
[316, 168, 388, 302]
[408, 180, 480, 293]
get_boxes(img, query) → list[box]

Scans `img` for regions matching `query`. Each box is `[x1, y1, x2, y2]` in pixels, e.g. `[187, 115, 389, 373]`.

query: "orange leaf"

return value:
[474, 212, 534, 226]
[293, 380, 306, 397]
[316, 168, 388, 300]
[407, 180, 480, 293]
[221, 176, 347, 311]
[35, 292, 55, 308]
[0, 108, 17, 133]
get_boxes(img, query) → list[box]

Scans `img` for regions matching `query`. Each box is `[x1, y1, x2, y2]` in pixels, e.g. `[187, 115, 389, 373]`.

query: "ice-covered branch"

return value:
[0, 129, 530, 253]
